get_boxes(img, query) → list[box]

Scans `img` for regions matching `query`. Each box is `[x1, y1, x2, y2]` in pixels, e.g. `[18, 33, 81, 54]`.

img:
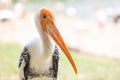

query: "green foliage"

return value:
[12, 0, 17, 3]
[59, 52, 120, 80]
[0, 43, 21, 80]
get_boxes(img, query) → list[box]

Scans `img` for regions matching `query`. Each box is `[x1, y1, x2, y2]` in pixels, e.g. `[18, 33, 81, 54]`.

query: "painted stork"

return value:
[18, 8, 78, 80]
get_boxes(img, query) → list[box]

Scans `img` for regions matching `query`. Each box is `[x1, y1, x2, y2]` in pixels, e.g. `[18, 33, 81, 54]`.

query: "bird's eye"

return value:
[43, 15, 46, 19]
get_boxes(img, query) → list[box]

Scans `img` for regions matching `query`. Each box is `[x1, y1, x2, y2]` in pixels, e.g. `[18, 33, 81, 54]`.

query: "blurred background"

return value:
[0, 0, 120, 80]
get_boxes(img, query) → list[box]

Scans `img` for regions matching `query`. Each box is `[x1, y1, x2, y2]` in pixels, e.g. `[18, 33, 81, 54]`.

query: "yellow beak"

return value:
[47, 21, 78, 74]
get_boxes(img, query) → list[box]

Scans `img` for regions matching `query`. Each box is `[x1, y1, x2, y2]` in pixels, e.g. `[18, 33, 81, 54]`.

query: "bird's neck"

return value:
[38, 28, 55, 60]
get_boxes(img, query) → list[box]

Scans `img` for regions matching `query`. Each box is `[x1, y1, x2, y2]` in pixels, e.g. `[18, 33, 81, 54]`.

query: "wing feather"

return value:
[18, 47, 30, 80]
[52, 46, 60, 80]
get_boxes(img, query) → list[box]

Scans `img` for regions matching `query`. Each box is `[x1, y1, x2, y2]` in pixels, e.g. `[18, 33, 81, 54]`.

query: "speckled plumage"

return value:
[19, 46, 59, 80]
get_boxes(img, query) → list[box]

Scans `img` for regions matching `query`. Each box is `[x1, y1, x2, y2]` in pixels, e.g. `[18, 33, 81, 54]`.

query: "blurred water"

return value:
[26, 0, 120, 19]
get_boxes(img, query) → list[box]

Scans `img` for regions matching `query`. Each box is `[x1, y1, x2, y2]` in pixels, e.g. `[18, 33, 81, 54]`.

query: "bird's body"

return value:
[18, 8, 78, 80]
[19, 38, 59, 80]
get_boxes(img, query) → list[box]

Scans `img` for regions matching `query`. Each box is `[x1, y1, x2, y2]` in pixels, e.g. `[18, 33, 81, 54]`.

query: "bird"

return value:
[18, 8, 78, 80]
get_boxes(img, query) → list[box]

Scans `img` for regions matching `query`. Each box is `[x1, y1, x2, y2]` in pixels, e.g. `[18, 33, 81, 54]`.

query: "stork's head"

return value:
[35, 8, 78, 74]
